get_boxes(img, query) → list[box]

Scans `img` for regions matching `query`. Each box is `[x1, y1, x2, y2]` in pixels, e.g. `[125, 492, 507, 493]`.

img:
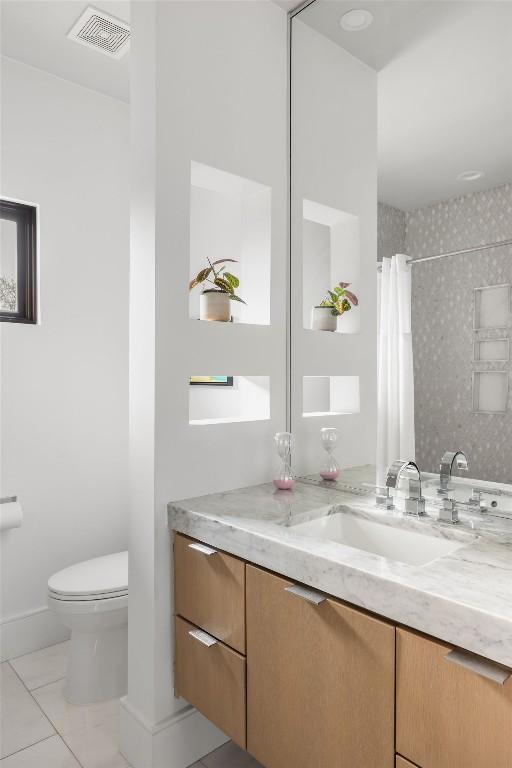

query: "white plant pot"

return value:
[311, 306, 337, 332]
[200, 291, 231, 322]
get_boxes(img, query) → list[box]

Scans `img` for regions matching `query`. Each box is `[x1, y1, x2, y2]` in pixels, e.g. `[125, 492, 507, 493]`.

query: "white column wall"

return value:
[124, 2, 287, 766]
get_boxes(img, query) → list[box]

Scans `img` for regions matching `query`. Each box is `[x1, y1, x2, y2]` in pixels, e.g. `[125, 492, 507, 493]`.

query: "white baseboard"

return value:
[0, 605, 70, 661]
[120, 696, 228, 768]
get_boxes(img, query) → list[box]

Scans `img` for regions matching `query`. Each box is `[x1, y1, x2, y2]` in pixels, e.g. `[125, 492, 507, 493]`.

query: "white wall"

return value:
[124, 2, 287, 766]
[291, 19, 377, 475]
[302, 219, 330, 328]
[0, 58, 129, 658]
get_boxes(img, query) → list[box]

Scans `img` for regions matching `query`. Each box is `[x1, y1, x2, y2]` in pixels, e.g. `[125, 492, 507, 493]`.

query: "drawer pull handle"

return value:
[188, 542, 217, 556]
[188, 628, 218, 647]
[444, 649, 511, 685]
[285, 584, 326, 605]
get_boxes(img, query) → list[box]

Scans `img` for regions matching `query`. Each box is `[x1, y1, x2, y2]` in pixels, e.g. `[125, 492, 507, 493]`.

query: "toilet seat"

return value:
[48, 551, 128, 602]
[48, 587, 128, 602]
[48, 591, 128, 615]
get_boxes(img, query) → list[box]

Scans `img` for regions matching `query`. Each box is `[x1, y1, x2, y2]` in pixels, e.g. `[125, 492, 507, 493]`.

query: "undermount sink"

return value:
[292, 512, 467, 566]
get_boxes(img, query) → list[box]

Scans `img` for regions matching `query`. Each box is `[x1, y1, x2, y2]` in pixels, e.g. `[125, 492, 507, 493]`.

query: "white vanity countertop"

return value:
[168, 466, 512, 668]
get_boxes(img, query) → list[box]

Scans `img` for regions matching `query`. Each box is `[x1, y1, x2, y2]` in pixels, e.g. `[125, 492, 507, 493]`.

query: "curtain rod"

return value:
[377, 238, 512, 270]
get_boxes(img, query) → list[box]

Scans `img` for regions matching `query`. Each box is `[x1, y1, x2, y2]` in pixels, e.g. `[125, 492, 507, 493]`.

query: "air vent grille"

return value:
[67, 7, 130, 59]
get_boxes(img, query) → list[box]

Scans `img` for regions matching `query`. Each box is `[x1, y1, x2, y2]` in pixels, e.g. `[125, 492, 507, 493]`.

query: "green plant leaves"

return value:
[224, 272, 240, 289]
[317, 281, 358, 316]
[189, 257, 246, 305]
[210, 258, 238, 266]
[213, 276, 234, 293]
[189, 266, 212, 291]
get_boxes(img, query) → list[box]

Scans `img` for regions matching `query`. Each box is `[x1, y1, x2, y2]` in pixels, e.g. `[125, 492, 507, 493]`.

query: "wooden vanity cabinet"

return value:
[174, 534, 248, 747]
[246, 565, 395, 768]
[173, 535, 512, 768]
[396, 627, 512, 768]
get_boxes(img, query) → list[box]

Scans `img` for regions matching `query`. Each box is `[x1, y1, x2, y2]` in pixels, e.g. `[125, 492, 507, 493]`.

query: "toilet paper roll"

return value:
[0, 500, 23, 532]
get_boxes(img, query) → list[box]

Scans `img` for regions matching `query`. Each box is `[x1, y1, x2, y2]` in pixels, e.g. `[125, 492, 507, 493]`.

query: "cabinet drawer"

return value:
[175, 616, 246, 748]
[174, 533, 245, 653]
[397, 628, 512, 768]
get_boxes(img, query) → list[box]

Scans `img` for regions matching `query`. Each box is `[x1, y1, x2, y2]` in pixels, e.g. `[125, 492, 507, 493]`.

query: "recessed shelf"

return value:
[302, 199, 360, 334]
[189, 375, 270, 425]
[302, 376, 360, 417]
[473, 284, 510, 330]
[472, 371, 509, 414]
[473, 338, 509, 362]
[189, 161, 271, 326]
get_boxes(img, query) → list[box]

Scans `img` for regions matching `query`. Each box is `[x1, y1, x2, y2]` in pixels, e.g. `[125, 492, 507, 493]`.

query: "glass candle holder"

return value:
[320, 427, 340, 481]
[273, 432, 295, 490]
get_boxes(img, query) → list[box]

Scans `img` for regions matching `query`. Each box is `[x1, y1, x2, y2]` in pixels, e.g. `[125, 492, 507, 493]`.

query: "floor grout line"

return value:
[6, 660, 86, 768]
[56, 727, 88, 768]
[0, 733, 56, 762]
[27, 674, 66, 693]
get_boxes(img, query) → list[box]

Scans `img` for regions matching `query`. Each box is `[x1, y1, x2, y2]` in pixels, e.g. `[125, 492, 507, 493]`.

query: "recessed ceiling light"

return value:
[457, 170, 484, 182]
[339, 9, 374, 32]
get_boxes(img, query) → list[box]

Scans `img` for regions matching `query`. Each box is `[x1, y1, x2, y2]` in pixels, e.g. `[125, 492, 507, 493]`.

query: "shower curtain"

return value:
[376, 254, 415, 485]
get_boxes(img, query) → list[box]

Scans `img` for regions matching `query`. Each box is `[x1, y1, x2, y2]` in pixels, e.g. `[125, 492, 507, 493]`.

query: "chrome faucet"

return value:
[386, 459, 425, 516]
[437, 497, 460, 524]
[438, 450, 468, 494]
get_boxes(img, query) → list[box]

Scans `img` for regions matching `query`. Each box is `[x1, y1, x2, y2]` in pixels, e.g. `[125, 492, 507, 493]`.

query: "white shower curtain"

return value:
[376, 254, 415, 486]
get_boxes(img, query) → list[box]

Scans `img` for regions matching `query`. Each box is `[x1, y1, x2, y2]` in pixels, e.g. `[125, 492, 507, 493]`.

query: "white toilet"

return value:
[48, 551, 128, 705]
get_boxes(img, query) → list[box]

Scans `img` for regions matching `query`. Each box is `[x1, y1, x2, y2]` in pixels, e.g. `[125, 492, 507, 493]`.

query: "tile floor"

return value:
[0, 641, 262, 768]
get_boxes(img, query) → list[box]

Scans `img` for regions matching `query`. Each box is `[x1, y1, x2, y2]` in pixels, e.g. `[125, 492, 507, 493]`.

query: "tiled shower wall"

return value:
[378, 184, 512, 482]
[377, 201, 405, 261]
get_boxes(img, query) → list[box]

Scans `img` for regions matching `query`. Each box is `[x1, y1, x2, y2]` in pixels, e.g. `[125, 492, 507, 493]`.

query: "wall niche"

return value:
[302, 199, 360, 334]
[302, 375, 360, 418]
[189, 375, 270, 425]
[189, 161, 271, 326]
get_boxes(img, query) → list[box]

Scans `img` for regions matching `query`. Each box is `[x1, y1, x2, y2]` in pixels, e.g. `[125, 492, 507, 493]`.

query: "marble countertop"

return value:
[168, 465, 512, 668]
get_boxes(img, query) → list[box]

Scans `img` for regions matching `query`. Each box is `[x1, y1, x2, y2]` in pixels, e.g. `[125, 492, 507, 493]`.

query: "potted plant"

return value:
[311, 282, 358, 332]
[189, 258, 246, 322]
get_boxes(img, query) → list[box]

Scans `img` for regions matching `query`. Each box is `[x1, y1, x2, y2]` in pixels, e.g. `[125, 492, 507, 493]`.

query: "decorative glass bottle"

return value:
[273, 432, 295, 490]
[320, 427, 340, 481]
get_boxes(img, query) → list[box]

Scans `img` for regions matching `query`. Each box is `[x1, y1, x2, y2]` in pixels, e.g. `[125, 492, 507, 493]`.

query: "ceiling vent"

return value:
[67, 7, 130, 59]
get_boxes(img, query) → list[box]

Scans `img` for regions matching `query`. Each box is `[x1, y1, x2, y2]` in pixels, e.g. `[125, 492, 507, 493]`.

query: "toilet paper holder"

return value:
[1, 496, 17, 504]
